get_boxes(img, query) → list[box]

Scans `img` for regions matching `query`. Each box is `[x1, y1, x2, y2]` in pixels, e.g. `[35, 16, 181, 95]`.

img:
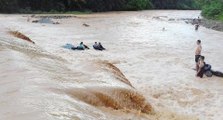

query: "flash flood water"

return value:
[0, 10, 223, 120]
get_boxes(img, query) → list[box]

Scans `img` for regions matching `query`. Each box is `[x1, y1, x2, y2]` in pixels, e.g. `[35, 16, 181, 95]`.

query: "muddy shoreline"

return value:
[183, 17, 223, 31]
[200, 18, 223, 31]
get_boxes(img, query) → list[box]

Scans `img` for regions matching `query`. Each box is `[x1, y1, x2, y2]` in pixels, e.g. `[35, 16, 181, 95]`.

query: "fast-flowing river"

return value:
[0, 10, 223, 120]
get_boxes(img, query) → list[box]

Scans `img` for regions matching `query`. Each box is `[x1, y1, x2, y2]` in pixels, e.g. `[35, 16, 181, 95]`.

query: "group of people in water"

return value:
[71, 42, 106, 51]
[93, 42, 106, 50]
[195, 40, 223, 78]
[193, 17, 223, 78]
[195, 40, 205, 77]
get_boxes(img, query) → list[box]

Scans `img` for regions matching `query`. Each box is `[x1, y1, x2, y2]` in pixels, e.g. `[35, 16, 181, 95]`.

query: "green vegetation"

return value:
[200, 0, 223, 21]
[218, 14, 223, 21]
[151, 0, 200, 9]
[2, 0, 222, 23]
[126, 0, 153, 10]
[0, 0, 199, 13]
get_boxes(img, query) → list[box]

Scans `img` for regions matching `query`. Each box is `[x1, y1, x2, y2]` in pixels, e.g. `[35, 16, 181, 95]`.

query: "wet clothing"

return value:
[94, 46, 103, 50]
[98, 44, 105, 50]
[93, 44, 98, 49]
[77, 45, 84, 50]
[195, 55, 201, 63]
[197, 62, 205, 78]
[205, 71, 213, 77]
[204, 64, 212, 77]
[198, 63, 223, 78]
[93, 43, 105, 51]
[212, 71, 223, 77]
[84, 45, 90, 49]
[71, 44, 85, 50]
[204, 64, 211, 71]
[197, 67, 205, 78]
[71, 47, 84, 50]
[195, 24, 199, 30]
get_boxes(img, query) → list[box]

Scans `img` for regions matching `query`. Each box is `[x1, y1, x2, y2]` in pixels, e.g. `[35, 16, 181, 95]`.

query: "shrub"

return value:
[126, 0, 153, 10]
[202, 0, 223, 19]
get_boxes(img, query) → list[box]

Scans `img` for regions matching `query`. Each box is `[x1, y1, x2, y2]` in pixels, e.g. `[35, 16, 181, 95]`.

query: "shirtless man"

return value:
[195, 40, 202, 71]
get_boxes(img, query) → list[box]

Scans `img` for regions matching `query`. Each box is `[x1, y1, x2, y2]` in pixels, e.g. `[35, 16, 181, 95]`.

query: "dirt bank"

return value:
[200, 18, 223, 31]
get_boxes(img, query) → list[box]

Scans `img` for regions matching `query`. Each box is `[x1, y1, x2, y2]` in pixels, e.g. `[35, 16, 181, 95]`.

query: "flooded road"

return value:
[0, 10, 223, 120]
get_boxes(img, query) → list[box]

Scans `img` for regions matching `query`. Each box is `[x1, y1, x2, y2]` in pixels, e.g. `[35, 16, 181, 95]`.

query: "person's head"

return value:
[199, 56, 205, 61]
[95, 42, 97, 44]
[80, 42, 83, 44]
[197, 40, 201, 45]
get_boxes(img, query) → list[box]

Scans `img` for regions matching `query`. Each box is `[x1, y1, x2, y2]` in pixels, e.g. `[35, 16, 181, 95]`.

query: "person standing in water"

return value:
[197, 16, 201, 24]
[197, 56, 205, 78]
[195, 24, 199, 31]
[195, 40, 202, 71]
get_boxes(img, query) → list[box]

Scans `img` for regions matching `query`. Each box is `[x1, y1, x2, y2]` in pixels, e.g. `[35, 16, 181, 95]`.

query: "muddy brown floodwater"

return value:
[0, 10, 223, 120]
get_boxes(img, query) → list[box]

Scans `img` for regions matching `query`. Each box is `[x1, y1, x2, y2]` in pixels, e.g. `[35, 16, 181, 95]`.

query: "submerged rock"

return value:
[32, 18, 60, 24]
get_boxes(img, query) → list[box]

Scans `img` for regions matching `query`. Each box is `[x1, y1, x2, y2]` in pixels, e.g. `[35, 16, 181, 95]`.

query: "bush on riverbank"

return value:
[126, 0, 153, 10]
[201, 0, 223, 21]
[151, 0, 200, 9]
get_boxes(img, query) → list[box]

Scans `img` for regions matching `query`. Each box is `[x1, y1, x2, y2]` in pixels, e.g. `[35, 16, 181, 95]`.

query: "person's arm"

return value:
[84, 44, 89, 49]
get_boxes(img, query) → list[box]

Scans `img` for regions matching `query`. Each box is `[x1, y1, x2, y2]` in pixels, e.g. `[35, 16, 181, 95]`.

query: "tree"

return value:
[126, 0, 153, 10]
[0, 0, 200, 13]
[201, 0, 223, 19]
[0, 0, 18, 13]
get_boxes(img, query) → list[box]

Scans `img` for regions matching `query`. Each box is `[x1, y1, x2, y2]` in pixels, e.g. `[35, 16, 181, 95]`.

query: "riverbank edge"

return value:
[201, 18, 223, 31]
[0, 11, 93, 15]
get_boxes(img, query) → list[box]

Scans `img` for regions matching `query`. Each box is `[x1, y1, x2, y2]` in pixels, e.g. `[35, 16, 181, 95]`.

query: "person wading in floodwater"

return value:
[197, 56, 206, 78]
[195, 24, 199, 31]
[195, 40, 202, 71]
[93, 42, 106, 51]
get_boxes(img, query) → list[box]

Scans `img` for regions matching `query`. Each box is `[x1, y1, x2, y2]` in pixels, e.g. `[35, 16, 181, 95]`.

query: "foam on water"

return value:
[1, 10, 223, 120]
